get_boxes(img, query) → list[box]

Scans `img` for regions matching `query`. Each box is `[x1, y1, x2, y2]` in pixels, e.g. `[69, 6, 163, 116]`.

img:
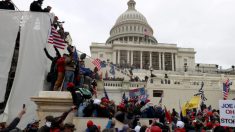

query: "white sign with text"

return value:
[219, 100, 235, 127]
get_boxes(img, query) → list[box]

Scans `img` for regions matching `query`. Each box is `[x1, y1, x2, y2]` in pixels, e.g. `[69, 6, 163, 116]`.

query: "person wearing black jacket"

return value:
[44, 46, 61, 90]
[0, 0, 15, 10]
[38, 106, 76, 132]
[30, 0, 51, 12]
[30, 0, 43, 11]
[0, 107, 26, 132]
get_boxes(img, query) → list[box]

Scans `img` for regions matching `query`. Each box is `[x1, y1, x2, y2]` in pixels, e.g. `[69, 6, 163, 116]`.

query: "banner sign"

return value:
[129, 87, 145, 98]
[219, 100, 235, 127]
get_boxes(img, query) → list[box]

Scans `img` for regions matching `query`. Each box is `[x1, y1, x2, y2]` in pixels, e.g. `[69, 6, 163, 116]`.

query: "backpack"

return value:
[78, 88, 92, 99]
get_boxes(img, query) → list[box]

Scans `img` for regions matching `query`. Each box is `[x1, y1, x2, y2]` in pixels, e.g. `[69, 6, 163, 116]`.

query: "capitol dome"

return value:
[106, 0, 158, 44]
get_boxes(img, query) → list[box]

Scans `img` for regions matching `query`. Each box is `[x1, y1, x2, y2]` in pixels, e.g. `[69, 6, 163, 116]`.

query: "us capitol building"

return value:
[89, 0, 235, 108]
[90, 0, 196, 72]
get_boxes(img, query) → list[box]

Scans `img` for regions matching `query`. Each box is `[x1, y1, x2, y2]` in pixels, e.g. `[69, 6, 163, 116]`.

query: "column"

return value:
[150, 52, 152, 68]
[162, 52, 165, 70]
[175, 54, 178, 71]
[131, 51, 133, 65]
[159, 52, 161, 70]
[118, 50, 120, 64]
[113, 50, 116, 64]
[140, 51, 143, 69]
[172, 53, 175, 71]
[127, 50, 130, 64]
[127, 37, 129, 43]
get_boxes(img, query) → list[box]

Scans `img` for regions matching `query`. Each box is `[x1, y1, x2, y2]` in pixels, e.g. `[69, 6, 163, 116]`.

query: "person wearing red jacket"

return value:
[53, 54, 66, 91]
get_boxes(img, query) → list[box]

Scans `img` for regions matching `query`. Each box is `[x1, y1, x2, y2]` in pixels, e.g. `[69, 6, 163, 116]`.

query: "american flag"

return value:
[223, 79, 232, 100]
[48, 26, 66, 49]
[92, 58, 101, 71]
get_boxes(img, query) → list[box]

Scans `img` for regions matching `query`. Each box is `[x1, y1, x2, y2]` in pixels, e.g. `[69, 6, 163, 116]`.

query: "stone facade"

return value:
[90, 0, 196, 72]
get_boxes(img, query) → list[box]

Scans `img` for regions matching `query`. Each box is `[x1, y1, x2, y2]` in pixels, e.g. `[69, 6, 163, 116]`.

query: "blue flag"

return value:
[109, 65, 115, 75]
[100, 61, 107, 68]
[73, 47, 79, 65]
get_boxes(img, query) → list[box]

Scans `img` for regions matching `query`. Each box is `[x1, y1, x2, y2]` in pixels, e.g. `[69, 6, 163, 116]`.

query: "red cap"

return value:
[206, 122, 213, 129]
[101, 98, 109, 103]
[151, 126, 162, 132]
[67, 82, 75, 88]
[87, 120, 94, 127]
[214, 123, 220, 127]
[207, 111, 213, 116]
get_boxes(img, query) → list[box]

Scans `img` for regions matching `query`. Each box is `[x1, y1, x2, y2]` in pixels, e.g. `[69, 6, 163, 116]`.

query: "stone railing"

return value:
[148, 73, 235, 91]
[102, 80, 147, 90]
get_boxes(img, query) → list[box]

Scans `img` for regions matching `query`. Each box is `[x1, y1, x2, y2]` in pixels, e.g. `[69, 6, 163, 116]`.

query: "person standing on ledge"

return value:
[30, 0, 51, 12]
[0, 0, 15, 10]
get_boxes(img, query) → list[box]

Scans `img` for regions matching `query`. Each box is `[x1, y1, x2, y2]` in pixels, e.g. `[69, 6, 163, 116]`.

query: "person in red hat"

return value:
[145, 125, 162, 132]
[86, 120, 94, 128]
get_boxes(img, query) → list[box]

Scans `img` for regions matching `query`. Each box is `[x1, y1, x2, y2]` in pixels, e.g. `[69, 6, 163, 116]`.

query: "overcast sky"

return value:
[13, 0, 235, 69]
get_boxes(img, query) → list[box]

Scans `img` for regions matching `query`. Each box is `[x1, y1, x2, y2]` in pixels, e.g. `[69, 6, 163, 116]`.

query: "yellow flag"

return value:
[182, 96, 201, 116]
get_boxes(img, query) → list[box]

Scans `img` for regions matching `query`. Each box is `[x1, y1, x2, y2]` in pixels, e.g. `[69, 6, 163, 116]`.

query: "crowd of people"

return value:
[1, 94, 235, 132]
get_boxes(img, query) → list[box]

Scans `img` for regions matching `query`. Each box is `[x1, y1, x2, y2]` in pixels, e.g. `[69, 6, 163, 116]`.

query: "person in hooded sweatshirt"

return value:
[0, 0, 15, 10]
[30, 0, 43, 11]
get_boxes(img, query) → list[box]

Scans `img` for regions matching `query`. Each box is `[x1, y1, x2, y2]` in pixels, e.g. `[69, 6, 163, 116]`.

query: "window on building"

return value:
[153, 90, 163, 97]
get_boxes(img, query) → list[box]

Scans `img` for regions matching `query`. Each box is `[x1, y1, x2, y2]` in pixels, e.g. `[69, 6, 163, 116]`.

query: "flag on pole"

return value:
[109, 65, 115, 76]
[223, 79, 232, 100]
[104, 87, 109, 100]
[72, 47, 79, 65]
[105, 71, 108, 79]
[100, 61, 106, 68]
[122, 92, 126, 100]
[48, 26, 66, 49]
[164, 106, 172, 123]
[92, 58, 101, 71]
[158, 95, 163, 106]
[194, 82, 207, 101]
[182, 96, 201, 116]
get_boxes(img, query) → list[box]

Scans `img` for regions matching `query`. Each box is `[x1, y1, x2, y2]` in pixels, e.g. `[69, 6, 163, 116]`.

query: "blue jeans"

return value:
[63, 70, 74, 91]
